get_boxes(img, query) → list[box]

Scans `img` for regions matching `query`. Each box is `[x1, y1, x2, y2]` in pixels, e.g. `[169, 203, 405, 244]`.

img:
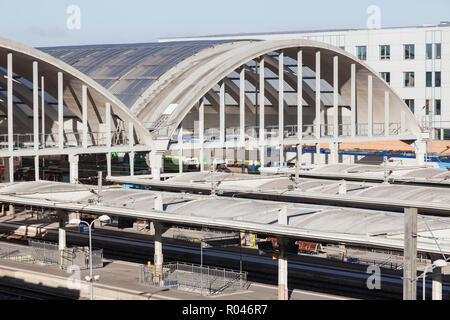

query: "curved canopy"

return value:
[40, 39, 423, 146]
[40, 41, 226, 107]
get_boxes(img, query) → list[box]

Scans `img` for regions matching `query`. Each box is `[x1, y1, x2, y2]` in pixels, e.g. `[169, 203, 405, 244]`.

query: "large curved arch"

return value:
[0, 37, 154, 147]
[129, 39, 422, 144]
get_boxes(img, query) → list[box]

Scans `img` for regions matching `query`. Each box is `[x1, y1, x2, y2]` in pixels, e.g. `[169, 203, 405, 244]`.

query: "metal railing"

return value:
[28, 239, 59, 265]
[0, 130, 129, 150]
[139, 262, 248, 295]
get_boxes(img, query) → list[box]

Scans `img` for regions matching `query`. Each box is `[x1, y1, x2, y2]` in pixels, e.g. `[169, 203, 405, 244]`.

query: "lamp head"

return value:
[433, 259, 448, 268]
[98, 215, 111, 223]
[69, 218, 81, 226]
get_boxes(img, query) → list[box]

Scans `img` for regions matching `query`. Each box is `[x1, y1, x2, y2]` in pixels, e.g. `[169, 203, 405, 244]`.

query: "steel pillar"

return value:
[58, 72, 64, 150]
[368, 75, 373, 137]
[7, 53, 13, 153]
[33, 61, 39, 151]
[82, 85, 88, 149]
[351, 64, 356, 137]
[432, 268, 443, 300]
[278, 206, 288, 300]
[259, 57, 265, 168]
[333, 55, 339, 139]
[279, 51, 284, 166]
[315, 50, 321, 140]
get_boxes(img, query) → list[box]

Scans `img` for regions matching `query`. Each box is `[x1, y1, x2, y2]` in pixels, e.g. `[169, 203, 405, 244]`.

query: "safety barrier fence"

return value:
[139, 262, 248, 295]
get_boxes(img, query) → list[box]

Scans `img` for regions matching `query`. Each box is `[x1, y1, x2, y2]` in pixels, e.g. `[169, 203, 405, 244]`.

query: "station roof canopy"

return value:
[39, 41, 226, 107]
[1, 181, 450, 254]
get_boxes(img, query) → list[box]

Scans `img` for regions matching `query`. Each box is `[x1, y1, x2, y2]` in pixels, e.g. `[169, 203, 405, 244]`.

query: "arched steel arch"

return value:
[128, 39, 422, 148]
[0, 37, 154, 147]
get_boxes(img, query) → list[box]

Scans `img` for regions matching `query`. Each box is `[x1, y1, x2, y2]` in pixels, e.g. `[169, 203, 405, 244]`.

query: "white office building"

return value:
[161, 22, 450, 140]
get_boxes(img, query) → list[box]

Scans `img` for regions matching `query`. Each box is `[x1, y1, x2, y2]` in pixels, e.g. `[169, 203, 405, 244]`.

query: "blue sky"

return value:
[1, 0, 449, 47]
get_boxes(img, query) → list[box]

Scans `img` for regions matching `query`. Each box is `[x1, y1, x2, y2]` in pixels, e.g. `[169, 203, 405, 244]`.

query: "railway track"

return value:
[0, 224, 424, 300]
[0, 282, 75, 300]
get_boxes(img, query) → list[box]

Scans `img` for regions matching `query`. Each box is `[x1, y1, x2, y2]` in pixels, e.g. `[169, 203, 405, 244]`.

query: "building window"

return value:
[426, 99, 441, 115]
[436, 43, 442, 59]
[404, 72, 415, 87]
[435, 72, 441, 87]
[405, 99, 415, 114]
[436, 99, 441, 115]
[426, 43, 433, 60]
[356, 46, 367, 60]
[404, 44, 415, 60]
[426, 72, 433, 87]
[380, 72, 390, 84]
[380, 45, 390, 60]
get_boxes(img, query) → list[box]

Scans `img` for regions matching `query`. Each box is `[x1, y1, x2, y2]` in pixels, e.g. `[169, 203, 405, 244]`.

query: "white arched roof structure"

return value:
[0, 37, 424, 155]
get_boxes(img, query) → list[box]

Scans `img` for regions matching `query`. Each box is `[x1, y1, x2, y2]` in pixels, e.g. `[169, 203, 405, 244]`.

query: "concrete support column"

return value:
[333, 56, 339, 139]
[4, 157, 14, 183]
[240, 68, 246, 147]
[385, 91, 390, 136]
[351, 64, 356, 137]
[315, 50, 321, 140]
[128, 122, 134, 148]
[154, 222, 164, 283]
[7, 53, 13, 153]
[69, 154, 79, 184]
[179, 126, 184, 174]
[279, 51, 285, 166]
[432, 268, 443, 300]
[33, 61, 39, 151]
[403, 207, 418, 300]
[107, 152, 112, 177]
[297, 49, 303, 141]
[259, 57, 265, 168]
[57, 210, 67, 266]
[278, 206, 288, 300]
[41, 76, 45, 147]
[330, 142, 339, 165]
[129, 152, 135, 176]
[34, 156, 39, 181]
[220, 81, 225, 146]
[199, 98, 205, 172]
[415, 139, 427, 165]
[368, 75, 373, 137]
[105, 103, 111, 149]
[82, 85, 88, 149]
[150, 151, 163, 180]
[58, 72, 64, 150]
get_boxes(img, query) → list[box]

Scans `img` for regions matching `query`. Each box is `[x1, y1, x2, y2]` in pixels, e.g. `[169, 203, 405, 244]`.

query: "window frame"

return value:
[379, 45, 390, 60]
[404, 44, 415, 60]
[404, 72, 415, 87]
[356, 45, 367, 61]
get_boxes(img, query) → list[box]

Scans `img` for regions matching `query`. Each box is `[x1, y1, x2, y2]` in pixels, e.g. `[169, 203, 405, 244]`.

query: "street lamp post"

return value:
[419, 259, 447, 300]
[69, 215, 110, 301]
